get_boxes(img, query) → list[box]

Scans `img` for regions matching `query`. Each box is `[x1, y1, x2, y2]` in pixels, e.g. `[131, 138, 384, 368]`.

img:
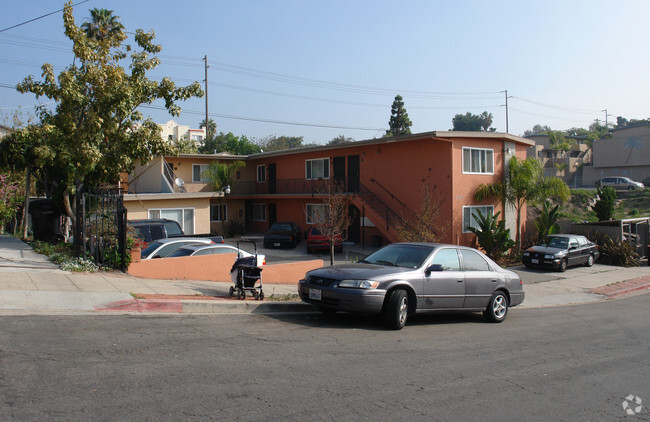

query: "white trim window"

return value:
[257, 164, 266, 182]
[192, 164, 210, 182]
[210, 204, 227, 222]
[462, 147, 494, 174]
[306, 203, 328, 224]
[462, 205, 494, 233]
[305, 158, 330, 180]
[148, 208, 195, 235]
[251, 203, 266, 221]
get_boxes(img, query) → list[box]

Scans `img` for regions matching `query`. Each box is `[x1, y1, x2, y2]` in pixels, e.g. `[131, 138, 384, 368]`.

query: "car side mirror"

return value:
[426, 264, 444, 273]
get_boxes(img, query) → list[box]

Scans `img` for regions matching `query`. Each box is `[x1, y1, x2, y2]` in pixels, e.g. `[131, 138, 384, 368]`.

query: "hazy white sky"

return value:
[1, 0, 649, 143]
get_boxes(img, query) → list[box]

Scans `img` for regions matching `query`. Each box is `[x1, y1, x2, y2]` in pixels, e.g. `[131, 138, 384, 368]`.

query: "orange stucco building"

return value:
[125, 131, 533, 248]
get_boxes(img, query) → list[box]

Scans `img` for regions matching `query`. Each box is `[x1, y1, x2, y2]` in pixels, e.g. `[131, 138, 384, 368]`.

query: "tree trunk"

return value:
[21, 166, 31, 240]
[329, 241, 335, 266]
[63, 189, 76, 227]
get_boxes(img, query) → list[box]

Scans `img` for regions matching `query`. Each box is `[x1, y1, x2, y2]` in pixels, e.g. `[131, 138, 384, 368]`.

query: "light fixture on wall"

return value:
[504, 147, 512, 154]
[223, 185, 231, 195]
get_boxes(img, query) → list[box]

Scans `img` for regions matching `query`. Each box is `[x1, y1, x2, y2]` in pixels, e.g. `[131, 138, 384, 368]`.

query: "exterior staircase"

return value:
[349, 182, 408, 243]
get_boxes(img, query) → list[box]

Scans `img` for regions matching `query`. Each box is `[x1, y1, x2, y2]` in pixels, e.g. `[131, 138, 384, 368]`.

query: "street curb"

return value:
[95, 297, 316, 314]
[589, 276, 650, 298]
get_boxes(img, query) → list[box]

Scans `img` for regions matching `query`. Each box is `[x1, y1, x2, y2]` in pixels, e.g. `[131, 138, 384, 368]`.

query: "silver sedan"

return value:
[298, 243, 524, 329]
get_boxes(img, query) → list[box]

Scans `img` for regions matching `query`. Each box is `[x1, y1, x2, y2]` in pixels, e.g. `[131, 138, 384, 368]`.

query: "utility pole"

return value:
[601, 109, 611, 129]
[501, 89, 512, 133]
[203, 55, 209, 139]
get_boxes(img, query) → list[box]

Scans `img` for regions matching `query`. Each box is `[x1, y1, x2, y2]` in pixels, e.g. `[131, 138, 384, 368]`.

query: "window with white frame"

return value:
[192, 164, 210, 182]
[257, 164, 266, 182]
[305, 158, 330, 180]
[462, 205, 494, 233]
[251, 203, 266, 221]
[462, 147, 494, 174]
[306, 203, 329, 224]
[191, 134, 203, 142]
[210, 204, 227, 222]
[148, 208, 195, 235]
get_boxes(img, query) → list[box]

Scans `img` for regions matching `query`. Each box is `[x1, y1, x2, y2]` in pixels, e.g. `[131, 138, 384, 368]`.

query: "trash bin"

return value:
[29, 199, 59, 242]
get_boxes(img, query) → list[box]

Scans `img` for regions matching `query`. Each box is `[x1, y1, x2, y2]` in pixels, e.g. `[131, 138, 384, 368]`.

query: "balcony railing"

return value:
[230, 178, 340, 196]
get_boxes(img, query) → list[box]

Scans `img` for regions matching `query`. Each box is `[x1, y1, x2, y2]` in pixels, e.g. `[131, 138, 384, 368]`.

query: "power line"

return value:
[0, 0, 90, 33]
[140, 105, 385, 131]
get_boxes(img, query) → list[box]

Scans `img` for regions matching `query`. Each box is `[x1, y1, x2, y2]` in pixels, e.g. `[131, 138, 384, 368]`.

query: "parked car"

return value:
[128, 219, 184, 243]
[167, 244, 266, 266]
[306, 226, 343, 254]
[263, 222, 301, 248]
[298, 242, 525, 330]
[595, 176, 644, 190]
[522, 234, 599, 272]
[140, 237, 215, 260]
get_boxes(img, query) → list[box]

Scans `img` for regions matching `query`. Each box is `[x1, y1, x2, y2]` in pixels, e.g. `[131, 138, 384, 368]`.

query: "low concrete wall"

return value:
[127, 253, 324, 285]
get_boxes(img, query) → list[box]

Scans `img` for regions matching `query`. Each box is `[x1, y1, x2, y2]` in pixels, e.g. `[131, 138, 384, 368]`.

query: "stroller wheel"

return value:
[229, 286, 234, 296]
[252, 291, 259, 300]
[239, 289, 246, 300]
[259, 291, 264, 301]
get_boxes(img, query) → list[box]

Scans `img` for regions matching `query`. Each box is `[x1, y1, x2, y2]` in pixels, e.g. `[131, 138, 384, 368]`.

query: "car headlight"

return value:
[338, 280, 379, 289]
[523, 252, 529, 256]
[544, 254, 555, 259]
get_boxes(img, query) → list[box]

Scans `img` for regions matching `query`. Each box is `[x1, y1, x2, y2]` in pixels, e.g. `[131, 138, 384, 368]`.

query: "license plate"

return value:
[531, 259, 539, 264]
[309, 288, 322, 300]
[274, 242, 281, 247]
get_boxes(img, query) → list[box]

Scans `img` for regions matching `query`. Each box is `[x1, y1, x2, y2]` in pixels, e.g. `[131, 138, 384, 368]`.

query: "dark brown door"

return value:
[347, 155, 360, 193]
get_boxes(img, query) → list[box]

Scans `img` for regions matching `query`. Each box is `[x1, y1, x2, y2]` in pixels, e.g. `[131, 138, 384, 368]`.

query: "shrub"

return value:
[593, 187, 616, 221]
[597, 236, 641, 267]
[468, 210, 516, 263]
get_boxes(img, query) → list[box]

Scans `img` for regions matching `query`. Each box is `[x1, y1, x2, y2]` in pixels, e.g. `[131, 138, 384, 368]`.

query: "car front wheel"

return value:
[558, 258, 568, 272]
[383, 289, 408, 330]
[483, 291, 508, 323]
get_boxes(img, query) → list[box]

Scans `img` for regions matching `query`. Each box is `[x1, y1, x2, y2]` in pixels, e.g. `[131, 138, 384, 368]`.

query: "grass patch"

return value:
[265, 293, 300, 302]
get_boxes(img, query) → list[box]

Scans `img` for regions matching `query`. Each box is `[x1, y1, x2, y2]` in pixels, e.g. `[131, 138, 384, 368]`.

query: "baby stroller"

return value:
[228, 240, 264, 300]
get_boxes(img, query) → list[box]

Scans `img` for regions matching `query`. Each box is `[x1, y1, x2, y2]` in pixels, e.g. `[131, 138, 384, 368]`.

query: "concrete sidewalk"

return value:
[0, 235, 648, 315]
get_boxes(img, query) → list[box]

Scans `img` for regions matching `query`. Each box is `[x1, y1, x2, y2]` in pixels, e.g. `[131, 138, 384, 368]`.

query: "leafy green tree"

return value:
[385, 95, 412, 137]
[199, 118, 217, 138]
[174, 136, 198, 154]
[452, 111, 495, 132]
[523, 124, 551, 137]
[475, 156, 570, 248]
[199, 132, 261, 155]
[593, 187, 616, 221]
[257, 135, 305, 152]
[327, 135, 355, 146]
[467, 210, 515, 263]
[10, 1, 203, 226]
[534, 201, 560, 242]
[204, 160, 245, 191]
[81, 8, 124, 41]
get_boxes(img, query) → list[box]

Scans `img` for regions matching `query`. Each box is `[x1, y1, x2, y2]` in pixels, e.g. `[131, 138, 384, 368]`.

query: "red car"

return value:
[306, 226, 343, 254]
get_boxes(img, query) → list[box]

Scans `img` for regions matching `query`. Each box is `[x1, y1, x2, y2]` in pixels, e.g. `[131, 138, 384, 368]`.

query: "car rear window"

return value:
[167, 248, 193, 257]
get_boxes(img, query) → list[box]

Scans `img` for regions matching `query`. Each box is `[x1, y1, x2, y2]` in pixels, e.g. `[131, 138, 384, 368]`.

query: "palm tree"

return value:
[624, 136, 643, 163]
[475, 156, 570, 249]
[199, 118, 217, 139]
[81, 8, 124, 41]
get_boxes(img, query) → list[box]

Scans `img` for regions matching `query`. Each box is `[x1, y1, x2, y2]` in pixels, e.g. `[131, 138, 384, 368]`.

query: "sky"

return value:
[1, 0, 649, 145]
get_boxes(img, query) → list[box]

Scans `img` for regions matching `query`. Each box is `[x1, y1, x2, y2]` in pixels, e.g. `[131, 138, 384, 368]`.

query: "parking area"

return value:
[223, 235, 377, 265]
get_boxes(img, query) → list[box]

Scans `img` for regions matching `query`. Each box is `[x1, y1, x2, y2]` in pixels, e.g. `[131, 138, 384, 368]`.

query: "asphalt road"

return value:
[1, 295, 649, 421]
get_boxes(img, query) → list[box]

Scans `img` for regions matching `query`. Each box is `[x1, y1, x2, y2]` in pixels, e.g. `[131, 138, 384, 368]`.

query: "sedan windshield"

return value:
[141, 241, 164, 257]
[547, 237, 569, 249]
[361, 244, 435, 269]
